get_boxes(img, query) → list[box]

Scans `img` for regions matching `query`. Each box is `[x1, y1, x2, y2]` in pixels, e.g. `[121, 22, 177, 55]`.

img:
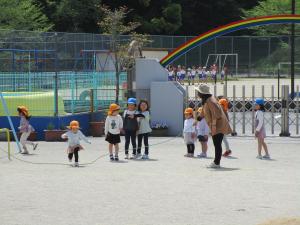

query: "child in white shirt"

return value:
[61, 120, 91, 167]
[183, 108, 196, 157]
[196, 107, 209, 158]
[105, 103, 123, 161]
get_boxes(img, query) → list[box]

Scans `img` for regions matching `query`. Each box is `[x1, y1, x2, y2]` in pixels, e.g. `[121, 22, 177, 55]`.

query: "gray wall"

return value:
[151, 82, 185, 136]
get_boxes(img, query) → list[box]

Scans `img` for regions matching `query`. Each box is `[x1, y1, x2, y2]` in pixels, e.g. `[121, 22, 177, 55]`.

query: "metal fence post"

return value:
[280, 85, 290, 136]
[296, 85, 299, 135]
[232, 85, 236, 134]
[214, 85, 217, 97]
[262, 85, 265, 98]
[271, 85, 275, 134]
[252, 85, 255, 134]
[71, 73, 75, 114]
[242, 85, 245, 134]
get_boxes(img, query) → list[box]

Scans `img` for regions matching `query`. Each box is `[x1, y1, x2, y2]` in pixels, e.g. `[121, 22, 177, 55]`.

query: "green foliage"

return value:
[0, 0, 53, 31]
[47, 122, 55, 130]
[243, 0, 300, 35]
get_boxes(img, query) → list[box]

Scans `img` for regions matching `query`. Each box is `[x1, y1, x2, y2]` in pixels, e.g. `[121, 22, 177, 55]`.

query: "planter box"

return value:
[0, 131, 37, 142]
[151, 128, 169, 137]
[44, 130, 67, 142]
[89, 121, 105, 137]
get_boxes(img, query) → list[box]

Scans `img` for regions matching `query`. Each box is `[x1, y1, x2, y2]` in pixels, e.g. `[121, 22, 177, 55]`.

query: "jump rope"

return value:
[0, 133, 183, 166]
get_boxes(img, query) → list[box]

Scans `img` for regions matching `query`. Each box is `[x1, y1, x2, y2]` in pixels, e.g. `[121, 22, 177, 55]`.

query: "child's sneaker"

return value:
[74, 162, 79, 167]
[114, 156, 119, 161]
[130, 154, 137, 159]
[262, 154, 271, 159]
[136, 153, 142, 159]
[33, 143, 38, 151]
[110, 155, 114, 161]
[256, 155, 263, 159]
[125, 154, 129, 160]
[69, 159, 72, 163]
[197, 152, 207, 158]
[21, 149, 29, 154]
[207, 162, 220, 169]
[184, 153, 193, 158]
[223, 150, 232, 157]
[142, 154, 149, 160]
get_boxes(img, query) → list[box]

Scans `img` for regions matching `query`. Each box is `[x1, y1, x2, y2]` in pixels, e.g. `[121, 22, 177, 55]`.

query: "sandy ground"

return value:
[0, 136, 300, 225]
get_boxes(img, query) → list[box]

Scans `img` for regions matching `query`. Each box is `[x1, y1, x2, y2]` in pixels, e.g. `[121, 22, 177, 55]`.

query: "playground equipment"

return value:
[0, 128, 11, 160]
[0, 92, 22, 153]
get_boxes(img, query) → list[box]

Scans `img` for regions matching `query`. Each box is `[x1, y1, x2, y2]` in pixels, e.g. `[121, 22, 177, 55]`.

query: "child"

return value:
[61, 120, 91, 167]
[218, 98, 232, 157]
[255, 98, 270, 159]
[183, 108, 196, 157]
[137, 100, 152, 159]
[123, 98, 139, 159]
[17, 106, 38, 154]
[105, 103, 123, 161]
[196, 107, 209, 158]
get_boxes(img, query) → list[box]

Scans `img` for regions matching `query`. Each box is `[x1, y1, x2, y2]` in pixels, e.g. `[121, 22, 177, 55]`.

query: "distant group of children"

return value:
[17, 91, 270, 168]
[182, 97, 232, 160]
[182, 93, 270, 166]
[167, 64, 228, 85]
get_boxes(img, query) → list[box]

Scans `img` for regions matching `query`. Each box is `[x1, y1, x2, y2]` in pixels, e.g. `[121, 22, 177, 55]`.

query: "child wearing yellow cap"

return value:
[183, 108, 196, 157]
[105, 104, 123, 161]
[61, 120, 91, 167]
[17, 106, 38, 154]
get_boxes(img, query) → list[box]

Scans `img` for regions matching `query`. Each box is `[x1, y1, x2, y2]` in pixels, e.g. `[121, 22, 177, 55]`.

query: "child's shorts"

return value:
[105, 132, 121, 145]
[198, 135, 208, 143]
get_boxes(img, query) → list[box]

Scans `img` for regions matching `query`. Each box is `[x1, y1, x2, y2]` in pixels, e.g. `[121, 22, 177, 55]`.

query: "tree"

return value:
[98, 6, 141, 103]
[33, 0, 102, 32]
[243, 0, 300, 35]
[101, 0, 182, 35]
[0, 0, 53, 31]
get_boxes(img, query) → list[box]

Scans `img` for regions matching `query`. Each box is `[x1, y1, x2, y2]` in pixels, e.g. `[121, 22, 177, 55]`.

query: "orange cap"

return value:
[17, 106, 29, 117]
[108, 103, 120, 115]
[219, 99, 229, 111]
[68, 120, 80, 130]
[184, 108, 193, 115]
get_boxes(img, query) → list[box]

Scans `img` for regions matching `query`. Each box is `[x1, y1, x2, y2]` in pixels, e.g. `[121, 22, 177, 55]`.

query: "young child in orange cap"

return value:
[61, 120, 91, 167]
[183, 107, 197, 157]
[105, 103, 123, 161]
[17, 106, 38, 154]
[218, 98, 233, 157]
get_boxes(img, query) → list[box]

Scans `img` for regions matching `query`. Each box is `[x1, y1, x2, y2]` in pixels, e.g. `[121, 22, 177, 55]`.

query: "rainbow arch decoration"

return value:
[160, 15, 300, 67]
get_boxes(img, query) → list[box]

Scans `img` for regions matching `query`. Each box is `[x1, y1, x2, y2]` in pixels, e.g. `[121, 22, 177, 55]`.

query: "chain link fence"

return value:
[1, 29, 300, 76]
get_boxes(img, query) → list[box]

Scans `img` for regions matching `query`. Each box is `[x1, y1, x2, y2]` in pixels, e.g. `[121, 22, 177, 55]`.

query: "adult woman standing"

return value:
[195, 84, 232, 168]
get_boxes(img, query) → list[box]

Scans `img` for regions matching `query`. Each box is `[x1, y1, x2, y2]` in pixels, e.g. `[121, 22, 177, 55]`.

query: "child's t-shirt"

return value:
[61, 130, 89, 147]
[123, 110, 139, 131]
[105, 115, 123, 135]
[196, 119, 209, 136]
[138, 111, 152, 134]
[183, 118, 195, 133]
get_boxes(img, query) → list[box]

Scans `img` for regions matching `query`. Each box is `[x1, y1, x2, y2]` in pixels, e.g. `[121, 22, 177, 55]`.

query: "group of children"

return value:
[16, 98, 152, 166]
[17, 95, 270, 168]
[182, 97, 270, 160]
[167, 64, 227, 85]
[104, 98, 152, 161]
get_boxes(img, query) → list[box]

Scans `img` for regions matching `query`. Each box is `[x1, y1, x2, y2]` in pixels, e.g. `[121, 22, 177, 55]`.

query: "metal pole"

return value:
[296, 85, 299, 135]
[280, 85, 290, 136]
[232, 85, 236, 134]
[54, 33, 59, 116]
[242, 85, 245, 134]
[271, 85, 275, 135]
[277, 68, 280, 99]
[252, 85, 255, 134]
[291, 0, 296, 99]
